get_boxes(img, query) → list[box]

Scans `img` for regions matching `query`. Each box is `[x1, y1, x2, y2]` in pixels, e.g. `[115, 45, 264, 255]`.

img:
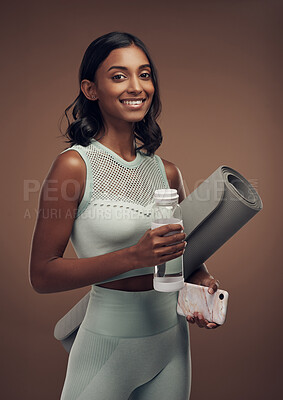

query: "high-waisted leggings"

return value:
[60, 285, 191, 400]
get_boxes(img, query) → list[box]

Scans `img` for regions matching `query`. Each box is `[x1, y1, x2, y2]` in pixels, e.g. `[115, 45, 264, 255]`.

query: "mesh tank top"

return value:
[62, 138, 170, 285]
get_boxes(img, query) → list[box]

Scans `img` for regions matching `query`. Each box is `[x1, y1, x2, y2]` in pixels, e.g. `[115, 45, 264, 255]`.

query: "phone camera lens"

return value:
[219, 293, 224, 300]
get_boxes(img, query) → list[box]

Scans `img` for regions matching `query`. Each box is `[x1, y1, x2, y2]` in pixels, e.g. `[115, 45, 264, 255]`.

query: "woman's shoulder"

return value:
[46, 147, 86, 184]
[55, 147, 85, 170]
[158, 157, 180, 186]
[159, 157, 187, 201]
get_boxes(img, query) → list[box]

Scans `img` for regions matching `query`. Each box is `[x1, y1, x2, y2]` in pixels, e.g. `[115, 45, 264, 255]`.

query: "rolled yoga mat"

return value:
[54, 165, 263, 351]
[181, 165, 263, 279]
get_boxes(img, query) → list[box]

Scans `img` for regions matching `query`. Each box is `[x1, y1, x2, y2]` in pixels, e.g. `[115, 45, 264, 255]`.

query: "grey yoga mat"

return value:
[54, 165, 263, 352]
[180, 165, 263, 278]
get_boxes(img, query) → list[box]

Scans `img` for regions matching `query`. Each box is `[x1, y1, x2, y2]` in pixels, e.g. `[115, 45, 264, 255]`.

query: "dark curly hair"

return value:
[61, 31, 163, 156]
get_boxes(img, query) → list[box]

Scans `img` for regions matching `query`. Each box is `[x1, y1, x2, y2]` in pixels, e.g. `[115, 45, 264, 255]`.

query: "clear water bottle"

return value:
[151, 189, 185, 292]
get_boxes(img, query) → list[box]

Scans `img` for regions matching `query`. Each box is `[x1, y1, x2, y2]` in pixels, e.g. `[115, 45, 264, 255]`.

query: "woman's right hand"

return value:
[132, 224, 187, 269]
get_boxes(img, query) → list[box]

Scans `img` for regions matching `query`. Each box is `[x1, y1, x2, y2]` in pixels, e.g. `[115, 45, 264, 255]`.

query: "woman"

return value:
[29, 31, 220, 400]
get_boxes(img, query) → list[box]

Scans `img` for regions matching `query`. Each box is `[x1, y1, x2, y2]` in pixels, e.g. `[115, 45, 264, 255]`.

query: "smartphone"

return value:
[177, 282, 229, 325]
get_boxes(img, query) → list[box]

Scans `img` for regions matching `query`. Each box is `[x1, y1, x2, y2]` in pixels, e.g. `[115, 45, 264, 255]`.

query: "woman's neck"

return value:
[96, 128, 137, 161]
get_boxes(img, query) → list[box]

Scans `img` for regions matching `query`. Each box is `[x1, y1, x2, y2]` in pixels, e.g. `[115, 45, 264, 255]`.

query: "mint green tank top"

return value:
[62, 138, 170, 285]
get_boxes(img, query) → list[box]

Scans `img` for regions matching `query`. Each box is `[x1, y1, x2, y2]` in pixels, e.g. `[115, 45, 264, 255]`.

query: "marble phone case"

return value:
[177, 282, 229, 325]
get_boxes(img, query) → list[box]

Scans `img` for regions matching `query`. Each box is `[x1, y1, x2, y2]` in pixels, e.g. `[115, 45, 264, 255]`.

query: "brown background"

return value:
[1, 0, 282, 399]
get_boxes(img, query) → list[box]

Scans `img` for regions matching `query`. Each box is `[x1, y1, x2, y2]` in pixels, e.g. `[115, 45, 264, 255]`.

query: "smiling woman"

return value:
[80, 46, 155, 129]
[62, 32, 162, 155]
[29, 31, 220, 400]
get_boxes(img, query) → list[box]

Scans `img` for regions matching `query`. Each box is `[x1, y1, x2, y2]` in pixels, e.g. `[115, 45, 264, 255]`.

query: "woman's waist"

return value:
[96, 273, 154, 291]
[81, 284, 179, 337]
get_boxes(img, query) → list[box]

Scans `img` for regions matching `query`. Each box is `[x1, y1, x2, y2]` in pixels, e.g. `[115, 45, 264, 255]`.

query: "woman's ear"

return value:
[81, 79, 98, 101]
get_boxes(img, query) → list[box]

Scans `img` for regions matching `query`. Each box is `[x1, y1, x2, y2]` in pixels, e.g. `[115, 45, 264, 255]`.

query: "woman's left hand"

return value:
[186, 265, 221, 330]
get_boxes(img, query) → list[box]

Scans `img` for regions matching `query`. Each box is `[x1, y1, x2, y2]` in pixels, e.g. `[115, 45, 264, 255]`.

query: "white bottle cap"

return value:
[154, 189, 179, 202]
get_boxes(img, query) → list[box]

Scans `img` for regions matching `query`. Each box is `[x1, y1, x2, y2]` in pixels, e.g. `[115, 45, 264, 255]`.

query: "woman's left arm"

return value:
[161, 158, 221, 329]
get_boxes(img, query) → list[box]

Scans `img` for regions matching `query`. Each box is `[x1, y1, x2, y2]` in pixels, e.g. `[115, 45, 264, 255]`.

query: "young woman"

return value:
[29, 32, 220, 400]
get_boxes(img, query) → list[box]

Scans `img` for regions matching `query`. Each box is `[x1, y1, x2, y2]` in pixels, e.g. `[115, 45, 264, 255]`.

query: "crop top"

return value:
[62, 138, 170, 285]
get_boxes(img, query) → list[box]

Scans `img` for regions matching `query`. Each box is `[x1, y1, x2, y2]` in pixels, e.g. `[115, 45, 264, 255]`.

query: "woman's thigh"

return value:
[60, 326, 121, 400]
[61, 317, 190, 400]
[129, 317, 191, 400]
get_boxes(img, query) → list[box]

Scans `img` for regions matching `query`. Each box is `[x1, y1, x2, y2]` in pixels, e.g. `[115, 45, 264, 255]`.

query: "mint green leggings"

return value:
[60, 285, 191, 400]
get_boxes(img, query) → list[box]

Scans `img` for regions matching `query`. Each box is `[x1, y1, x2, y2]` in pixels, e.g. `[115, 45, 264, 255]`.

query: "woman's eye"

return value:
[112, 74, 125, 80]
[112, 72, 151, 81]
[140, 72, 151, 79]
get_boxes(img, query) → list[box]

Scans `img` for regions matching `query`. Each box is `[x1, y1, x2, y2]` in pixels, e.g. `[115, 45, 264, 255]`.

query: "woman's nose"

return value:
[127, 75, 142, 93]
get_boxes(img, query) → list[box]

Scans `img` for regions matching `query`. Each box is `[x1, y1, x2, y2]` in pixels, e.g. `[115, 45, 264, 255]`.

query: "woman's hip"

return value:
[81, 284, 181, 338]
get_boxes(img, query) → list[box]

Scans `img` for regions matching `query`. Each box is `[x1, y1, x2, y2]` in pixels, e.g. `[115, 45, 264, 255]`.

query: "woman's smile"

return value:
[119, 97, 147, 110]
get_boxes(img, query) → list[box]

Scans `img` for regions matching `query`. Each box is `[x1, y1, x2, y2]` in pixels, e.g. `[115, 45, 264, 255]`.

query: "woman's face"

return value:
[92, 45, 155, 125]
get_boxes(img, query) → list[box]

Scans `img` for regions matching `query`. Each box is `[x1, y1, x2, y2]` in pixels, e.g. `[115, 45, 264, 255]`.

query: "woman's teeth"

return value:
[121, 100, 143, 105]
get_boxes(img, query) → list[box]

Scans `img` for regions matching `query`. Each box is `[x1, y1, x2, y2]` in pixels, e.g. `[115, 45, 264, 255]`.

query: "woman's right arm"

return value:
[29, 151, 186, 294]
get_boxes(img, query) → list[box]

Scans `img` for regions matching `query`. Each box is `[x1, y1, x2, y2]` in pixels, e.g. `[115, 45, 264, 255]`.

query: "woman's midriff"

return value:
[96, 273, 154, 292]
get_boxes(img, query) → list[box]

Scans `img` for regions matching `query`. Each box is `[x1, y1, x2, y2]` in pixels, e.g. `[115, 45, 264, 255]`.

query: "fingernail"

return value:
[184, 241, 187, 247]
[208, 288, 214, 294]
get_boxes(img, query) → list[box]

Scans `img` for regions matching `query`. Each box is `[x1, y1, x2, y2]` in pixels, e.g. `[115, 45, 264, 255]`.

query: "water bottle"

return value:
[151, 189, 185, 292]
